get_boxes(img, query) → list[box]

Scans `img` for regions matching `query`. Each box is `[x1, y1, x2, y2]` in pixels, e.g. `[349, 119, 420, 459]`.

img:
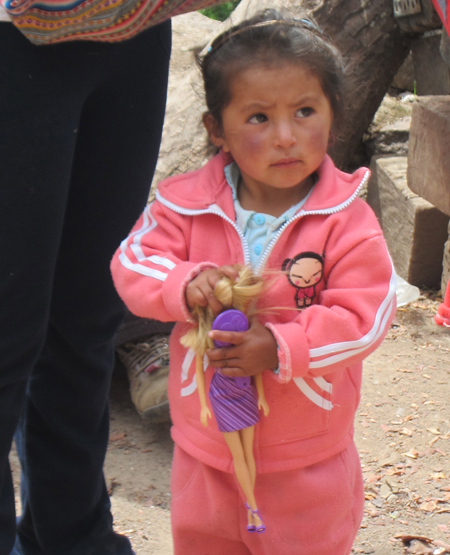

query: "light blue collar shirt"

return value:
[224, 162, 314, 269]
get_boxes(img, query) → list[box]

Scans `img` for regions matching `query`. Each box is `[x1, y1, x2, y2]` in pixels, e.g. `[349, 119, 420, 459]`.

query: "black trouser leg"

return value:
[0, 20, 171, 555]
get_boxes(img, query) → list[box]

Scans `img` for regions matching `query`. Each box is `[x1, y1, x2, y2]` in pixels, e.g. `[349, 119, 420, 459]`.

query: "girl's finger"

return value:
[207, 330, 245, 345]
[207, 273, 222, 289]
[187, 288, 208, 309]
[218, 265, 240, 281]
[206, 346, 236, 361]
[206, 292, 223, 315]
[209, 356, 241, 369]
[217, 366, 248, 378]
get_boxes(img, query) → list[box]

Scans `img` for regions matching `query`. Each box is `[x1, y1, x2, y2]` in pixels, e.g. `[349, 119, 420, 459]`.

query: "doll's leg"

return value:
[222, 429, 263, 531]
[238, 426, 262, 530]
[223, 431, 257, 508]
[240, 426, 256, 489]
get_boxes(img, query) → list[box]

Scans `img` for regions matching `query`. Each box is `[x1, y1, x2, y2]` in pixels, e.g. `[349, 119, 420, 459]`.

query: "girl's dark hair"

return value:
[197, 9, 346, 134]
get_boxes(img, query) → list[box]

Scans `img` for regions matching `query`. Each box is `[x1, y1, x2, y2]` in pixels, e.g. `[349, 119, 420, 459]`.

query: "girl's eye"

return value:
[248, 113, 268, 124]
[296, 107, 314, 118]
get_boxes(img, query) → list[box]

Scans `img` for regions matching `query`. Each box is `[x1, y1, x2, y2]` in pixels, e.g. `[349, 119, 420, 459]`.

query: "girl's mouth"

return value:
[271, 158, 300, 168]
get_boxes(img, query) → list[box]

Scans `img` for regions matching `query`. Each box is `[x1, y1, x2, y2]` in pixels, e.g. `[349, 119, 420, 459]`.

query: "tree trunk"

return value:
[311, 0, 412, 168]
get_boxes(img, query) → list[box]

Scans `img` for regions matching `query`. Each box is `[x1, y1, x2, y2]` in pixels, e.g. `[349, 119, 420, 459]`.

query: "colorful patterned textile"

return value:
[1, 0, 222, 44]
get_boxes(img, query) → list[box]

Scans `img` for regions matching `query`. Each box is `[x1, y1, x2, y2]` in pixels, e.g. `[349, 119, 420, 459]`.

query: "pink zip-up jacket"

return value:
[111, 152, 396, 474]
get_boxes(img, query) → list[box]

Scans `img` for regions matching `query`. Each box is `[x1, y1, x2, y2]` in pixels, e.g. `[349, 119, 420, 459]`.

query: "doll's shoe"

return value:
[251, 508, 266, 533]
[245, 503, 256, 532]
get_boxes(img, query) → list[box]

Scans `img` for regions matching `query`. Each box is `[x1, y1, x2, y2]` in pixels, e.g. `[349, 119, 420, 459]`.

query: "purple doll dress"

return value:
[208, 310, 260, 433]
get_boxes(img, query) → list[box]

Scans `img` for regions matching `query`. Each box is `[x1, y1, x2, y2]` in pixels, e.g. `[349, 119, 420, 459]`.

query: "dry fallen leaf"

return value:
[419, 500, 438, 513]
[434, 540, 450, 551]
[406, 541, 432, 555]
[394, 534, 433, 544]
[109, 432, 126, 442]
[380, 483, 393, 499]
[106, 477, 120, 495]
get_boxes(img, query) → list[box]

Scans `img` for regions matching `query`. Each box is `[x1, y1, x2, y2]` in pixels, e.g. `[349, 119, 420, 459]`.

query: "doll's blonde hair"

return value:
[180, 266, 264, 356]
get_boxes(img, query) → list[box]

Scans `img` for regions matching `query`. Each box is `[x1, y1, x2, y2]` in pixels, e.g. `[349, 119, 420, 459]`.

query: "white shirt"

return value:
[224, 162, 314, 268]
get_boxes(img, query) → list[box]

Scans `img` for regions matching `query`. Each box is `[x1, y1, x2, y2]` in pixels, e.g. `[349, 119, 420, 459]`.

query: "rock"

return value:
[169, 11, 221, 76]
[367, 156, 449, 289]
[310, 0, 412, 169]
[412, 31, 450, 95]
[392, 52, 415, 92]
[364, 94, 412, 158]
[441, 27, 450, 69]
[370, 95, 414, 130]
[153, 11, 220, 186]
[441, 221, 450, 294]
[365, 116, 411, 157]
[407, 96, 450, 217]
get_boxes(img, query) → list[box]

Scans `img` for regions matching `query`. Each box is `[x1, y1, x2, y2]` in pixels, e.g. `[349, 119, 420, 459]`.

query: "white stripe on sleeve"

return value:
[118, 204, 176, 280]
[309, 263, 396, 369]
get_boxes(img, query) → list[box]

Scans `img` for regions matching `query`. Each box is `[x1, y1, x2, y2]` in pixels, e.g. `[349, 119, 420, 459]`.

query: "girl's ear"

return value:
[203, 112, 227, 150]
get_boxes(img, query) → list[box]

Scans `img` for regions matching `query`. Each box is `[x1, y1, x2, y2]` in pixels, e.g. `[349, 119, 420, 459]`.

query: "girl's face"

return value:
[205, 63, 333, 209]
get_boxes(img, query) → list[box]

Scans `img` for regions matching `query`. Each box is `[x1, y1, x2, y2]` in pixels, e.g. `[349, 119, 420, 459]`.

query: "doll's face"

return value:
[288, 257, 323, 288]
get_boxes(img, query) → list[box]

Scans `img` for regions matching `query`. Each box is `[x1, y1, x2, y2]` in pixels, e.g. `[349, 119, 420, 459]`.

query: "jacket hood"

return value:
[157, 151, 370, 214]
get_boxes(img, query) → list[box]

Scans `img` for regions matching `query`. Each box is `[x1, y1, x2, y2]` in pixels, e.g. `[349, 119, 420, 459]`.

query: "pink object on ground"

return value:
[435, 283, 450, 326]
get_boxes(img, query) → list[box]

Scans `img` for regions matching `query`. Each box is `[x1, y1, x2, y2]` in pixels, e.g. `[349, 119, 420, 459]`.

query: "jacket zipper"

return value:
[155, 191, 251, 265]
[156, 169, 369, 274]
[256, 170, 369, 273]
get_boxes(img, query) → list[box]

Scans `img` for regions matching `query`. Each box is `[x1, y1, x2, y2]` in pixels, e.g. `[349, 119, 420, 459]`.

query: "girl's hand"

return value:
[185, 266, 239, 316]
[200, 405, 212, 427]
[206, 317, 279, 377]
[258, 397, 270, 417]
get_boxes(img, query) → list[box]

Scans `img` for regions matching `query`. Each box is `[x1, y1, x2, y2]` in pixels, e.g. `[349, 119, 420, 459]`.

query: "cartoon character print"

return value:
[282, 252, 324, 309]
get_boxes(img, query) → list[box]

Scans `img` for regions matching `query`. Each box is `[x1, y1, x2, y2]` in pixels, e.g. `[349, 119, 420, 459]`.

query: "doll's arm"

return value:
[195, 353, 212, 427]
[254, 373, 269, 417]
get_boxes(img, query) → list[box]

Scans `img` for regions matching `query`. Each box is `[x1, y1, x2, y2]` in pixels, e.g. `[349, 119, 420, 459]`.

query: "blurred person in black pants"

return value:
[0, 18, 171, 555]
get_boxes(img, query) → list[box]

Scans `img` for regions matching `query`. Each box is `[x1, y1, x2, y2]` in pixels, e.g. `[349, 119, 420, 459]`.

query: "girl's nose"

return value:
[274, 121, 296, 149]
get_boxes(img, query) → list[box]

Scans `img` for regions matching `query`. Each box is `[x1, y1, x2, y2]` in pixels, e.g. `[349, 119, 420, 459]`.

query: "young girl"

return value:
[111, 9, 396, 555]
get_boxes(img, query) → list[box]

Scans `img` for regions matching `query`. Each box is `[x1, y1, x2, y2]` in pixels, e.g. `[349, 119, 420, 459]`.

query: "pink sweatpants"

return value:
[171, 441, 364, 555]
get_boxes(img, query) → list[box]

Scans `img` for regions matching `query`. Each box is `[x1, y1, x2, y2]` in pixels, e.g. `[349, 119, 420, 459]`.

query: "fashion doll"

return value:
[180, 266, 269, 532]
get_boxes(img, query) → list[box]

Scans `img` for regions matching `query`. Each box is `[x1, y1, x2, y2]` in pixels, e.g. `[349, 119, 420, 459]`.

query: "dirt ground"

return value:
[10, 292, 450, 555]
